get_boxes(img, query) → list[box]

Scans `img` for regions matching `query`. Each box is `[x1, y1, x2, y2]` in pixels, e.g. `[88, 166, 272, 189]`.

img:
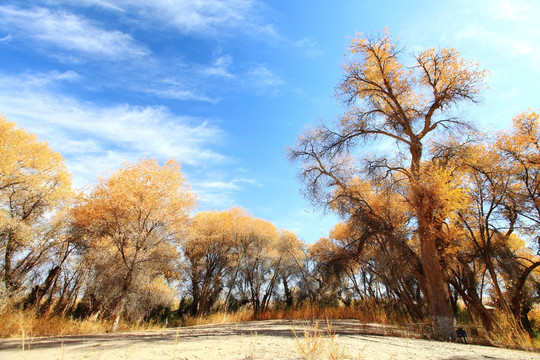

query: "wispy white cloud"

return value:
[201, 54, 235, 78]
[53, 0, 265, 36]
[142, 80, 216, 102]
[293, 37, 323, 58]
[484, 0, 533, 21]
[246, 64, 284, 93]
[412, 0, 540, 71]
[199, 177, 258, 191]
[63, 0, 125, 12]
[194, 176, 258, 209]
[0, 33, 11, 42]
[0, 5, 149, 60]
[0, 70, 226, 188]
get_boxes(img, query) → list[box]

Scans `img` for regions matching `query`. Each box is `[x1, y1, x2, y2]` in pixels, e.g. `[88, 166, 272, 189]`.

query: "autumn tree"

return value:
[179, 207, 304, 317]
[289, 29, 485, 339]
[435, 139, 513, 334]
[430, 116, 540, 339]
[0, 115, 72, 296]
[72, 158, 195, 330]
[497, 111, 540, 332]
[22, 205, 78, 313]
[275, 229, 305, 309]
[181, 209, 237, 316]
[480, 111, 540, 333]
[327, 220, 425, 320]
[497, 111, 540, 236]
[237, 217, 281, 316]
[308, 236, 348, 304]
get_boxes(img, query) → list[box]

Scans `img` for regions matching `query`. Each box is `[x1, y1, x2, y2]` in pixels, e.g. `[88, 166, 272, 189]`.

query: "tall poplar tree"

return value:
[289, 29, 486, 339]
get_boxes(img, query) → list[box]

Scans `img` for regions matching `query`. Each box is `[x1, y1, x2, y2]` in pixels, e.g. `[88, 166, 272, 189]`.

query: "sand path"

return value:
[1, 319, 538, 360]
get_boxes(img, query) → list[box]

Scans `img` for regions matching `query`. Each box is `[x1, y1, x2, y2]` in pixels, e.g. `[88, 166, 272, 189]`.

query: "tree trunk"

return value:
[41, 274, 60, 315]
[449, 277, 497, 334]
[23, 266, 61, 310]
[510, 261, 540, 322]
[410, 135, 456, 340]
[109, 269, 133, 332]
[417, 209, 455, 340]
[3, 234, 15, 291]
[283, 276, 293, 309]
[222, 267, 240, 320]
[421, 243, 455, 339]
[110, 300, 124, 332]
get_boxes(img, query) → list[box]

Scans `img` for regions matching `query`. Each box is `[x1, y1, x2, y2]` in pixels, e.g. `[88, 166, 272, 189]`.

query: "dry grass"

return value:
[174, 300, 410, 332]
[293, 320, 364, 360]
[0, 300, 411, 339]
[3, 300, 539, 352]
[487, 311, 535, 350]
[179, 307, 254, 327]
[255, 300, 411, 325]
[0, 307, 161, 338]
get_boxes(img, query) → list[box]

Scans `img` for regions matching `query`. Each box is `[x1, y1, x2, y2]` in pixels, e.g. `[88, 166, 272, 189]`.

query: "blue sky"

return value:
[1, 0, 539, 243]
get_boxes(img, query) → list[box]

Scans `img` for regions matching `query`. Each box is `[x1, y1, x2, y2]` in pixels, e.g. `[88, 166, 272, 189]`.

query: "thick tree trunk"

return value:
[410, 139, 456, 340]
[459, 264, 499, 333]
[397, 281, 424, 322]
[414, 182, 456, 340]
[253, 299, 261, 317]
[41, 274, 60, 315]
[483, 251, 529, 346]
[420, 232, 455, 340]
[222, 267, 240, 318]
[450, 277, 497, 334]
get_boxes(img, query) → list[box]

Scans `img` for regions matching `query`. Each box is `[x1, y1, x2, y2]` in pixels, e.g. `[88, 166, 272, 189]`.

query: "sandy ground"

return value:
[0, 319, 539, 360]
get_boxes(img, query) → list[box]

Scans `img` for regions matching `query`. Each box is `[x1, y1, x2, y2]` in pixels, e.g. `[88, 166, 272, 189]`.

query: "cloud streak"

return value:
[53, 0, 263, 35]
[201, 54, 235, 78]
[246, 64, 284, 94]
[194, 176, 259, 209]
[0, 5, 149, 60]
[0, 70, 226, 188]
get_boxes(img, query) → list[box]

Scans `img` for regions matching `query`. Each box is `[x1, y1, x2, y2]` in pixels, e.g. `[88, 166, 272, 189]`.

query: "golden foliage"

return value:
[73, 158, 195, 251]
[72, 158, 196, 320]
[0, 115, 73, 291]
[0, 115, 72, 235]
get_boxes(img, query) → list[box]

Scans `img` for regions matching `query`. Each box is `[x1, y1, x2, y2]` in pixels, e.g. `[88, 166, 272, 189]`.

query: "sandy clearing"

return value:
[0, 319, 538, 360]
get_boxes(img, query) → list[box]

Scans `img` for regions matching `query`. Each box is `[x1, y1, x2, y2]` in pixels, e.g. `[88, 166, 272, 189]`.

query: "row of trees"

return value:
[1, 30, 539, 342]
[0, 111, 431, 329]
[289, 29, 540, 341]
[0, 116, 312, 330]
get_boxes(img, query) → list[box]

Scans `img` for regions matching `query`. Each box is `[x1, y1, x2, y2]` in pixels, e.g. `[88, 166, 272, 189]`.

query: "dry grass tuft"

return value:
[293, 320, 358, 360]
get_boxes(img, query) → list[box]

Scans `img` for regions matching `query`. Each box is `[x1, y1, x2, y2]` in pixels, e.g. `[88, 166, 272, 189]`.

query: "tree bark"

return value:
[283, 276, 293, 309]
[3, 233, 15, 291]
[414, 179, 456, 340]
[23, 266, 61, 310]
[410, 136, 456, 340]
[109, 269, 133, 332]
[420, 229, 455, 340]
[510, 261, 540, 321]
